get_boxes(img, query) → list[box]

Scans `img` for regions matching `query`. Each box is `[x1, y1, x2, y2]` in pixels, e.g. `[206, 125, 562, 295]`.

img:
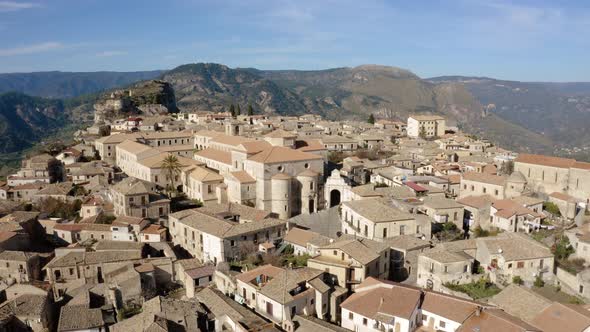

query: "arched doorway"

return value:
[329, 190, 341, 207]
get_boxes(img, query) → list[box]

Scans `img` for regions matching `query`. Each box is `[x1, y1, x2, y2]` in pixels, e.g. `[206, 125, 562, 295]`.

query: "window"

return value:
[440, 321, 446, 328]
[400, 225, 406, 235]
[517, 261, 524, 268]
[580, 285, 584, 294]
[363, 318, 368, 326]
[349, 312, 353, 320]
[333, 250, 338, 256]
[278, 165, 284, 172]
[463, 265, 468, 273]
[495, 189, 499, 196]
[508, 263, 512, 269]
[304, 163, 310, 169]
[444, 265, 448, 273]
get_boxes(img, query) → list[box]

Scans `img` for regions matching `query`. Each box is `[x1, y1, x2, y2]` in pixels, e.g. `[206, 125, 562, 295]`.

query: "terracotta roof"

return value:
[531, 303, 590, 332]
[295, 139, 326, 152]
[516, 153, 576, 169]
[195, 148, 232, 165]
[230, 171, 256, 183]
[248, 146, 322, 164]
[264, 129, 296, 138]
[457, 195, 495, 209]
[187, 166, 223, 182]
[341, 281, 421, 320]
[284, 227, 317, 247]
[462, 172, 507, 186]
[422, 291, 480, 323]
[141, 224, 166, 235]
[457, 308, 541, 332]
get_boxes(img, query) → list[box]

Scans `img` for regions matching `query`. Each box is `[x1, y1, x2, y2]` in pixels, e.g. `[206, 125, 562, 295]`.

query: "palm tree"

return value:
[161, 154, 182, 198]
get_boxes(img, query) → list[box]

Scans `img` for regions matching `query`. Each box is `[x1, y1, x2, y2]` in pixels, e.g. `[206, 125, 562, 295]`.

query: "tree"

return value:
[419, 126, 427, 139]
[236, 104, 241, 116]
[229, 104, 236, 117]
[367, 114, 375, 124]
[161, 154, 182, 198]
[247, 104, 254, 116]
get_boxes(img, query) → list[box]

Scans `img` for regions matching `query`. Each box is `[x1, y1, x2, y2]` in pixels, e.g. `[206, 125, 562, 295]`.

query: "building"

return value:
[111, 177, 170, 219]
[417, 250, 474, 292]
[340, 199, 416, 241]
[407, 115, 446, 138]
[235, 265, 331, 324]
[169, 205, 286, 264]
[307, 237, 390, 289]
[475, 233, 554, 285]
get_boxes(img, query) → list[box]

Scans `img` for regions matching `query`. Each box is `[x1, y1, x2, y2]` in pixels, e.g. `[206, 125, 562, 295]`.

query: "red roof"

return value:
[404, 181, 427, 192]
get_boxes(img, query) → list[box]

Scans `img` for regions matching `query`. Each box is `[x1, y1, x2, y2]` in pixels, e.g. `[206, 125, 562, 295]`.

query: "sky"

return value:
[0, 0, 589, 81]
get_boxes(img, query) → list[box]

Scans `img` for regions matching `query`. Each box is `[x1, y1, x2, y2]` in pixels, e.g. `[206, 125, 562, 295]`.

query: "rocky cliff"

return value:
[93, 80, 178, 123]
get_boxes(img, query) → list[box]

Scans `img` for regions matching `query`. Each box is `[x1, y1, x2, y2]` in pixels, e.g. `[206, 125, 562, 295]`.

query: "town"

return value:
[0, 106, 589, 332]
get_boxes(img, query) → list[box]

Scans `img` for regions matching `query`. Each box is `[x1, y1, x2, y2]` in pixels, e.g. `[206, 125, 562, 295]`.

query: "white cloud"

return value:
[96, 50, 128, 57]
[0, 1, 38, 12]
[0, 41, 61, 56]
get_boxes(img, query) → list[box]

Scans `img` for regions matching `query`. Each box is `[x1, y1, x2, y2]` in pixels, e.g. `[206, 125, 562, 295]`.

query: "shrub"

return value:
[552, 236, 575, 260]
[512, 276, 523, 285]
[534, 276, 545, 288]
[543, 202, 561, 216]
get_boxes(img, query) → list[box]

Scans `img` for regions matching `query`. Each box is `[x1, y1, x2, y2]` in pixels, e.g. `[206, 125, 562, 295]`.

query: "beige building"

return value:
[515, 153, 590, 202]
[307, 237, 390, 290]
[111, 177, 170, 219]
[407, 115, 446, 138]
[459, 171, 525, 199]
[420, 196, 464, 227]
[169, 204, 286, 264]
[417, 250, 474, 292]
[235, 265, 331, 324]
[340, 199, 416, 241]
[475, 233, 554, 285]
[181, 165, 224, 203]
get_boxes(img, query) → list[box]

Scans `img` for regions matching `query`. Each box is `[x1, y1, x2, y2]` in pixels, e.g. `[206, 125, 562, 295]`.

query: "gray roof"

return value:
[477, 233, 553, 261]
[170, 209, 285, 239]
[321, 237, 388, 265]
[0, 294, 48, 320]
[420, 249, 474, 263]
[196, 287, 272, 330]
[258, 268, 324, 304]
[58, 305, 104, 331]
[293, 315, 350, 332]
[45, 251, 142, 269]
[422, 196, 463, 209]
[343, 199, 414, 223]
[491, 284, 551, 323]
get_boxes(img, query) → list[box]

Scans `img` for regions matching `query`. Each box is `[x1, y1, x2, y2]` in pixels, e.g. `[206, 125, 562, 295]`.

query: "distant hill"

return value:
[0, 92, 67, 154]
[161, 63, 307, 115]
[1, 64, 590, 166]
[0, 70, 164, 98]
[428, 76, 590, 157]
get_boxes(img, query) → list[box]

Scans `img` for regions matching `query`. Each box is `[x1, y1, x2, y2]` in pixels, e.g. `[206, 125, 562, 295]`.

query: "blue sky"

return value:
[0, 0, 589, 81]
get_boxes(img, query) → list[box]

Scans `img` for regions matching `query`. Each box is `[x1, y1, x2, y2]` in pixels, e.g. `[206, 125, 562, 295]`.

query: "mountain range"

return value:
[0, 63, 589, 172]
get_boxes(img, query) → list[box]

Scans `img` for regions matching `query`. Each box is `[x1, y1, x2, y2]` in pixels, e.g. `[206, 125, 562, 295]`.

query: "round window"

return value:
[304, 163, 310, 169]
[278, 165, 284, 172]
